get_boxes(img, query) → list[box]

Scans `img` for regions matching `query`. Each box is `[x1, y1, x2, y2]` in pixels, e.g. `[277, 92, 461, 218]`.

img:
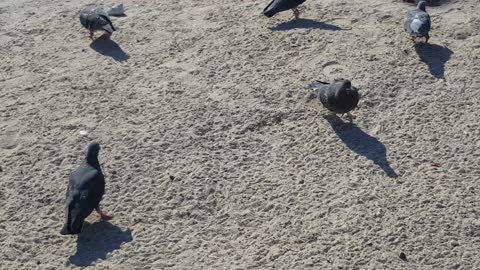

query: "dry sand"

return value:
[1, 0, 480, 269]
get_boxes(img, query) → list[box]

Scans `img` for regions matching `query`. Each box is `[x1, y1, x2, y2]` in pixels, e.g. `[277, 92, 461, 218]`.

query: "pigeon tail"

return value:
[263, 1, 279, 17]
[417, 1, 427, 11]
[262, 0, 306, 18]
[308, 80, 329, 89]
[308, 81, 330, 97]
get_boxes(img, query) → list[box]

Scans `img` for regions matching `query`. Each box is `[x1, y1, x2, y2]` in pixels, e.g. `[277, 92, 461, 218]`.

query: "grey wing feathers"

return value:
[80, 6, 115, 33]
[308, 81, 330, 91]
[68, 166, 104, 207]
[309, 81, 332, 107]
[404, 11, 414, 33]
[405, 11, 430, 36]
[414, 12, 430, 34]
[99, 15, 116, 32]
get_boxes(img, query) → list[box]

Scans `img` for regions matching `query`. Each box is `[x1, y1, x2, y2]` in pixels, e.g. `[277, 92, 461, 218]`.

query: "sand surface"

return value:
[1, 0, 480, 269]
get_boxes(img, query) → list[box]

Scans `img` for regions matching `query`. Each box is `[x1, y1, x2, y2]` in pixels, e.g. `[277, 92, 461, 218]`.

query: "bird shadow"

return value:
[270, 18, 343, 31]
[90, 34, 129, 62]
[414, 43, 453, 79]
[325, 115, 398, 178]
[68, 221, 133, 267]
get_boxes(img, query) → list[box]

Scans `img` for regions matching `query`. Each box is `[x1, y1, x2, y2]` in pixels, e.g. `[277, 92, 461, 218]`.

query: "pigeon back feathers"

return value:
[80, 5, 116, 33]
[309, 80, 359, 114]
[404, 1, 431, 37]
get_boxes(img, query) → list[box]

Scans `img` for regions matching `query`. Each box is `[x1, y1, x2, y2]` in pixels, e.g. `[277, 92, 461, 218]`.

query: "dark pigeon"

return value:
[60, 143, 112, 235]
[80, 5, 116, 39]
[402, 0, 441, 6]
[404, 1, 431, 43]
[309, 79, 360, 121]
[263, 0, 306, 19]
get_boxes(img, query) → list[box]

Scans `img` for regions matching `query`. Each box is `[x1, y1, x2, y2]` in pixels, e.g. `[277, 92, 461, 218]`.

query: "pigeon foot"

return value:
[292, 6, 306, 19]
[96, 208, 113, 221]
[292, 8, 300, 19]
[346, 112, 356, 122]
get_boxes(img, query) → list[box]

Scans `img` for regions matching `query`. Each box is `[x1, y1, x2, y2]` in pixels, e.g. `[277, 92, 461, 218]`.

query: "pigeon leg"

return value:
[347, 112, 356, 122]
[89, 29, 94, 40]
[292, 8, 300, 19]
[96, 207, 113, 220]
[425, 34, 429, 44]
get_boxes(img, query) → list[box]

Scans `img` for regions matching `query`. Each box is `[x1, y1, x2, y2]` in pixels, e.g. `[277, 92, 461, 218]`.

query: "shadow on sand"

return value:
[325, 115, 398, 178]
[270, 18, 343, 31]
[414, 43, 453, 79]
[68, 221, 133, 267]
[90, 34, 129, 62]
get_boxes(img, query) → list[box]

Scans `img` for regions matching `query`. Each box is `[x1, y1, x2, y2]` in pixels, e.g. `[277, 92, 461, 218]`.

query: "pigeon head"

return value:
[334, 80, 360, 112]
[87, 143, 100, 157]
[340, 80, 352, 89]
[85, 143, 101, 169]
[86, 142, 101, 158]
[417, 1, 427, 11]
[60, 191, 92, 235]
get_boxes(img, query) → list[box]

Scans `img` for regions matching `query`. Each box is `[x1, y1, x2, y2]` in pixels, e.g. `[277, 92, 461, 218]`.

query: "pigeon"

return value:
[402, 0, 440, 6]
[309, 79, 360, 121]
[80, 5, 116, 39]
[60, 143, 113, 235]
[106, 3, 126, 17]
[404, 1, 431, 43]
[263, 0, 307, 20]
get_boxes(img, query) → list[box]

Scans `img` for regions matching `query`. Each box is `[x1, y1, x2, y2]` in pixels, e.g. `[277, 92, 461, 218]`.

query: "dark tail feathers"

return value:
[262, 0, 278, 17]
[100, 15, 116, 32]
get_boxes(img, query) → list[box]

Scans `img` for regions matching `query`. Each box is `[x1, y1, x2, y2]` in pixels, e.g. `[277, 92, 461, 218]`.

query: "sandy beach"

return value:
[1, 0, 480, 268]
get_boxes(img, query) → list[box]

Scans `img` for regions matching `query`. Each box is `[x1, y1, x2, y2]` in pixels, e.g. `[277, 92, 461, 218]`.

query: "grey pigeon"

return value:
[404, 1, 431, 43]
[60, 143, 113, 235]
[309, 79, 360, 121]
[80, 5, 116, 39]
[263, 0, 306, 19]
[402, 0, 440, 6]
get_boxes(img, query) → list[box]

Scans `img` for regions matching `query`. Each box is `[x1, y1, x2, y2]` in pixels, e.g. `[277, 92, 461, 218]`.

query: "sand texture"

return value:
[1, 0, 480, 269]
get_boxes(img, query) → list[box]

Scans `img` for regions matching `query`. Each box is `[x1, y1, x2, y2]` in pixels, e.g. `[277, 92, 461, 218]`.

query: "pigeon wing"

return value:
[99, 14, 116, 33]
[263, 0, 305, 17]
[404, 11, 415, 33]
[73, 166, 105, 208]
[411, 12, 430, 35]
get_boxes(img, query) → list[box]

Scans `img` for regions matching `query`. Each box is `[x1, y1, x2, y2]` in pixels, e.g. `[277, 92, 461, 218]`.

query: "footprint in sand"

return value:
[322, 61, 348, 80]
[0, 130, 19, 150]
